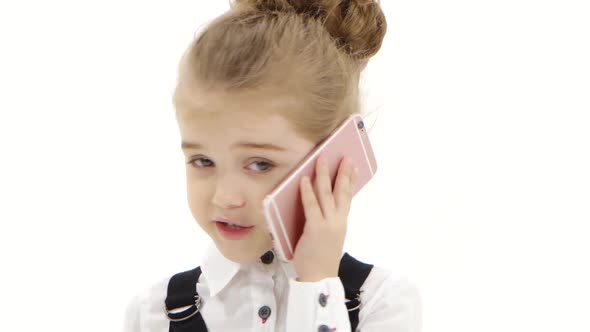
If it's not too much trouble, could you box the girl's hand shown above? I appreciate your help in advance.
[292,156,359,282]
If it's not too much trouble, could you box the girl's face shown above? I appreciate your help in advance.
[176,89,315,264]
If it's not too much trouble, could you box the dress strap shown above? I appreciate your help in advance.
[164,266,208,332]
[338,253,374,331]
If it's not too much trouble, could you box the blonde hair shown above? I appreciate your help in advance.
[173,0,387,143]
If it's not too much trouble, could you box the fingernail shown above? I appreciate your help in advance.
[354,167,359,176]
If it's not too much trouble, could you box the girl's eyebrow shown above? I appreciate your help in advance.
[181,141,287,152]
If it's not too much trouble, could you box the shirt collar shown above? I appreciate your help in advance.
[200,242,297,297]
[201,243,345,297]
[200,244,241,297]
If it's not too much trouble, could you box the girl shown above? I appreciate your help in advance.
[124,0,421,331]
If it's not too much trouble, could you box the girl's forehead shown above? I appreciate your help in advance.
[176,89,300,130]
[177,109,313,155]
[175,85,313,152]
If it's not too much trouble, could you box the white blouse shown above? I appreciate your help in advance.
[123,244,421,332]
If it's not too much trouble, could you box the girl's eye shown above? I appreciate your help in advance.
[247,161,273,172]
[186,158,274,173]
[187,158,214,168]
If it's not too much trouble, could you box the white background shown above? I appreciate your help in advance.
[1,1,589,331]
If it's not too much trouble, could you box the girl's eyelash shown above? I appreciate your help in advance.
[186,158,274,172]
[186,158,213,167]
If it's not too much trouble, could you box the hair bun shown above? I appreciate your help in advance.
[232,0,387,61]
[324,0,387,61]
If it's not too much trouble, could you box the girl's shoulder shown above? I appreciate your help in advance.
[364,264,417,289]
[345,253,420,303]
[363,264,421,299]
[123,275,171,332]
[359,264,422,329]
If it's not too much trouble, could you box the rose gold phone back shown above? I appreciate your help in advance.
[262,114,377,261]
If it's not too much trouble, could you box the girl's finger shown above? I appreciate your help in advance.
[300,175,324,223]
[333,157,355,214]
[314,157,336,218]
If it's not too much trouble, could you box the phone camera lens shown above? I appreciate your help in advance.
[358,121,365,130]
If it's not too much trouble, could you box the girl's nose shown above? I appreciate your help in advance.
[211,181,246,209]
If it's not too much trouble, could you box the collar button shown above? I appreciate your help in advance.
[260,250,274,264]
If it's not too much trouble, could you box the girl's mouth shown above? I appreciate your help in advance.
[220,222,248,229]
[215,221,255,240]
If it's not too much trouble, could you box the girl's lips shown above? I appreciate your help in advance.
[215,221,254,240]
[214,218,253,228]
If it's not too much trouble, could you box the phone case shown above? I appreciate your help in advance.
[262,114,377,261]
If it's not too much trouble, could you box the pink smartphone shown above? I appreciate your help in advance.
[262,114,377,261]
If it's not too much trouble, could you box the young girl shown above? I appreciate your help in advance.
[124,0,421,331]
